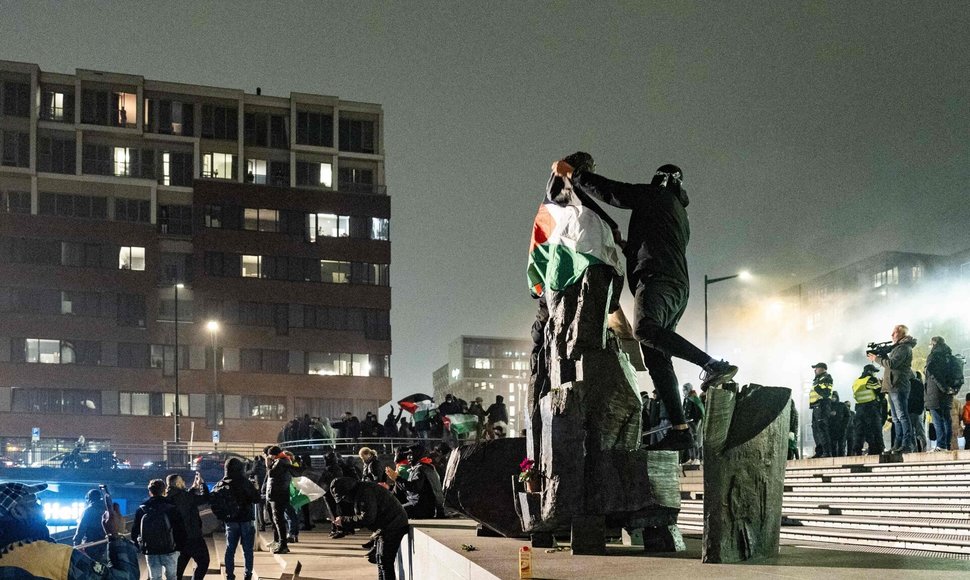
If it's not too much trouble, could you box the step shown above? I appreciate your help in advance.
[786,514,970,535]
[779,525,970,555]
[784,483,970,493]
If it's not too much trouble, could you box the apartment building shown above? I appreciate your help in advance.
[0,61,391,458]
[432,336,532,434]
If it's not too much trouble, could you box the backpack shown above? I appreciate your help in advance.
[942,354,966,396]
[139,503,176,554]
[209,480,242,521]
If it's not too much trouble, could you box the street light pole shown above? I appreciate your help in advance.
[174,283,184,442]
[703,271,751,352]
[206,320,220,427]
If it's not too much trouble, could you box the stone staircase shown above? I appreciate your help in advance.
[677,451,970,559]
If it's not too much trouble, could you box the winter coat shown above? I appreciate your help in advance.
[130,496,186,555]
[571,168,691,287]
[925,344,955,410]
[396,460,445,518]
[165,485,208,540]
[876,335,916,393]
[72,503,106,546]
[330,478,409,533]
[485,403,508,424]
[266,455,296,500]
[0,538,140,580]
[361,458,385,484]
[222,458,261,523]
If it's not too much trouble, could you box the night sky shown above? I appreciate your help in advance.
[4,2,969,402]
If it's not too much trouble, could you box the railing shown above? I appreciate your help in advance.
[336,182,387,195]
[279,436,445,457]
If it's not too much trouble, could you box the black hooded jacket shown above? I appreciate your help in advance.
[331,477,408,533]
[571,168,690,287]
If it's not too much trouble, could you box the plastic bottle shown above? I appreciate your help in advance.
[519,545,533,579]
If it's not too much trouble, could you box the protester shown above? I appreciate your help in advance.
[925,336,956,451]
[131,479,186,580]
[219,457,261,580]
[166,472,210,580]
[72,488,107,560]
[359,447,386,484]
[331,477,410,580]
[909,371,927,452]
[962,393,970,450]
[484,396,508,440]
[265,446,296,554]
[384,444,446,519]
[384,410,401,437]
[0,482,139,579]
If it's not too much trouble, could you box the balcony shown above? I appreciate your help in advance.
[337,181,386,195]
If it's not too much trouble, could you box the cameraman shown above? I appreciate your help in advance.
[868,324,917,453]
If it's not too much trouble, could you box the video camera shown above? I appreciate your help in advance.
[866,341,893,358]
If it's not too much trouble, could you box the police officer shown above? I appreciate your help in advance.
[810,362,834,458]
[851,364,885,455]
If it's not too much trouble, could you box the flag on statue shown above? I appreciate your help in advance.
[527,185,624,298]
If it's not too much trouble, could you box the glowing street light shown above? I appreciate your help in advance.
[207,320,223,428]
[704,270,752,352]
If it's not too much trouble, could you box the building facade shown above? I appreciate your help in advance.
[432,336,532,434]
[0,61,391,459]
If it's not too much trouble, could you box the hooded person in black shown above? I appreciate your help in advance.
[165,472,210,580]
[331,477,409,580]
[220,457,261,580]
[551,159,738,451]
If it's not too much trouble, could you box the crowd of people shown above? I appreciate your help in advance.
[0,439,457,580]
[808,326,968,458]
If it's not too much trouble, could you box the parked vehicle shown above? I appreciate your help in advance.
[191,451,248,480]
[30,450,126,469]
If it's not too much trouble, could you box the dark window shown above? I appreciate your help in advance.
[117,294,146,327]
[295,111,333,147]
[1,191,31,214]
[61,290,101,317]
[244,112,268,147]
[365,310,391,340]
[338,118,376,153]
[160,252,193,285]
[1,130,30,167]
[295,161,332,187]
[201,104,238,140]
[161,151,194,186]
[158,205,192,235]
[270,115,288,148]
[204,205,223,228]
[81,143,111,175]
[80,89,110,125]
[38,193,106,219]
[151,344,189,376]
[337,166,376,193]
[269,161,289,186]
[204,252,241,277]
[151,100,193,135]
[2,82,31,117]
[37,135,77,174]
[240,348,262,372]
[118,343,150,368]
[115,198,151,223]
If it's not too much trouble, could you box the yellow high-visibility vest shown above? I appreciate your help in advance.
[852,377,879,404]
[809,383,832,405]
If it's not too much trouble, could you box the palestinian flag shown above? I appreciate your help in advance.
[399,394,437,422]
[527,197,624,297]
[443,414,479,437]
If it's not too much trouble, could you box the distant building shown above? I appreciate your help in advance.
[0,61,391,460]
[432,336,532,433]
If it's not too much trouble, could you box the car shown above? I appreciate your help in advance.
[0,456,21,468]
[191,451,249,480]
[31,450,125,469]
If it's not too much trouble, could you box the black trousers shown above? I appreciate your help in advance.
[176,536,210,580]
[811,403,832,456]
[855,401,884,455]
[269,497,289,547]
[633,277,710,426]
[377,526,409,580]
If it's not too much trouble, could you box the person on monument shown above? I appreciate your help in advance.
[809,362,834,458]
[0,482,140,579]
[867,324,917,453]
[484,396,508,439]
[550,159,738,451]
[851,364,885,455]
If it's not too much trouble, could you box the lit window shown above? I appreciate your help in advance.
[371,218,389,241]
[242,255,261,278]
[308,213,349,241]
[320,163,333,187]
[247,159,267,184]
[474,358,493,369]
[25,339,61,363]
[114,92,137,127]
[118,246,146,271]
[202,152,234,179]
[113,147,132,176]
[320,260,350,283]
[46,92,65,121]
[162,152,171,186]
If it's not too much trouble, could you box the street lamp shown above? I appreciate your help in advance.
[704,270,751,352]
[173,283,184,443]
[206,320,221,427]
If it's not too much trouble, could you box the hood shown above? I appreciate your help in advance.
[674,184,689,207]
[225,457,246,478]
[896,335,917,347]
[330,477,358,502]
